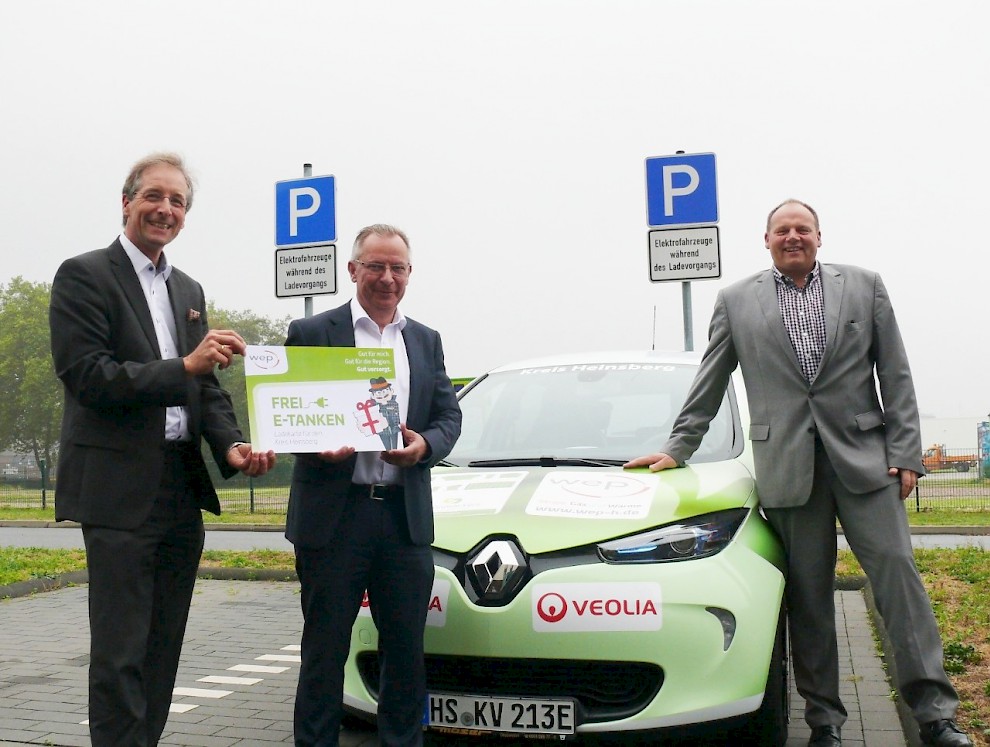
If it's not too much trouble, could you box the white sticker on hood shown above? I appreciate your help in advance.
[432,471,527,515]
[526,471,659,519]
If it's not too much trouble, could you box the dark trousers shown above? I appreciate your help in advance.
[764,440,959,728]
[293,493,434,747]
[82,446,205,747]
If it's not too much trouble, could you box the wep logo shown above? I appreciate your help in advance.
[249,350,281,370]
[548,473,654,499]
[532,583,662,632]
[244,345,289,375]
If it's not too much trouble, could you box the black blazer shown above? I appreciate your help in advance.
[284,302,461,548]
[50,240,242,529]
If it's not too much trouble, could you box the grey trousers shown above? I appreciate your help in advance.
[763,442,959,728]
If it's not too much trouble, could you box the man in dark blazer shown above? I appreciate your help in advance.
[626,200,970,747]
[285,224,461,747]
[49,152,275,747]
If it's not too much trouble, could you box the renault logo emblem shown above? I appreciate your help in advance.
[467,539,527,603]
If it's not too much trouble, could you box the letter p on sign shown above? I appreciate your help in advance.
[289,187,320,236]
[645,153,718,228]
[661,165,699,216]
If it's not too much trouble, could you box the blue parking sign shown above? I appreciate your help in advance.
[275,175,336,247]
[645,153,718,227]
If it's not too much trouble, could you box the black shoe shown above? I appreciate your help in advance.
[808,724,841,746]
[920,719,973,746]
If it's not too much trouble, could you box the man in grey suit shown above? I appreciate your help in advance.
[50,152,275,746]
[285,224,461,746]
[625,200,970,747]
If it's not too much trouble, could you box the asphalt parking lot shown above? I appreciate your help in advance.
[0,577,910,746]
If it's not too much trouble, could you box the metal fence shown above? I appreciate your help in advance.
[0,474,291,514]
[3,447,989,513]
[911,445,990,512]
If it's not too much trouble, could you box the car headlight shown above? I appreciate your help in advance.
[597,509,749,563]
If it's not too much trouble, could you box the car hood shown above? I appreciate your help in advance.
[430,461,756,554]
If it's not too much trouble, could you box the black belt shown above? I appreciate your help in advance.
[163,440,198,461]
[348,483,404,501]
[164,440,196,451]
[161,441,198,487]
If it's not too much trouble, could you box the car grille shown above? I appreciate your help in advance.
[356,653,663,722]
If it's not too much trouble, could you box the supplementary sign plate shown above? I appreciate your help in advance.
[648,225,720,282]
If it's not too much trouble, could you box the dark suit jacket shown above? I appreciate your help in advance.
[663,263,926,507]
[50,240,242,529]
[284,303,461,548]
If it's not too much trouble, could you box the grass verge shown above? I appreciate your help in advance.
[4,506,990,526]
[837,548,990,745]
[0,507,287,525]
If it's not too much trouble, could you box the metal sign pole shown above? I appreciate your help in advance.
[682,281,693,352]
[302,162,314,319]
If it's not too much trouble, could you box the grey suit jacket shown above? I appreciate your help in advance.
[284,303,461,548]
[663,263,925,507]
[50,240,242,529]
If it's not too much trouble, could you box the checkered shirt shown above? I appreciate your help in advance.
[773,263,826,383]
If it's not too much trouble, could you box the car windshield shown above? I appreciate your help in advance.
[446,361,741,467]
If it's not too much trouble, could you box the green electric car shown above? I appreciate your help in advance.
[344,351,788,744]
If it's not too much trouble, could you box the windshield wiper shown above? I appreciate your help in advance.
[467,457,628,468]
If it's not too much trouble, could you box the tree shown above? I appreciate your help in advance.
[204,303,295,487]
[207,302,292,441]
[0,277,61,477]
[0,281,294,494]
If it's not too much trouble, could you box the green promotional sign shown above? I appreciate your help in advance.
[244,346,398,453]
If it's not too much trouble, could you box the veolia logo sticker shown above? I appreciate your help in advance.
[359,579,451,628]
[532,582,662,632]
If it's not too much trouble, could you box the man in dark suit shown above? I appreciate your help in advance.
[49,152,276,746]
[285,224,461,747]
[625,200,970,747]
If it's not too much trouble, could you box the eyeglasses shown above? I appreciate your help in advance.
[137,190,188,211]
[354,260,411,277]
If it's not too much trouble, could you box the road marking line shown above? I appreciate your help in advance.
[198,675,263,685]
[256,653,302,662]
[173,687,233,698]
[230,663,290,673]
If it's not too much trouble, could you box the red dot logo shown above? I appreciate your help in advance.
[536,592,568,623]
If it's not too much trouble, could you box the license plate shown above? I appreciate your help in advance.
[426,693,576,735]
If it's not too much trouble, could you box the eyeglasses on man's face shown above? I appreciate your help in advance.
[354,260,411,277]
[136,190,188,211]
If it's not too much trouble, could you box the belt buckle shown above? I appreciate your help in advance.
[369,484,385,501]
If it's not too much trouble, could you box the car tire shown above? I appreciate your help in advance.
[733,610,789,746]
[955,463,970,472]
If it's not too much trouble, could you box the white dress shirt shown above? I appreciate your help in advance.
[349,297,410,486]
[120,235,191,441]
